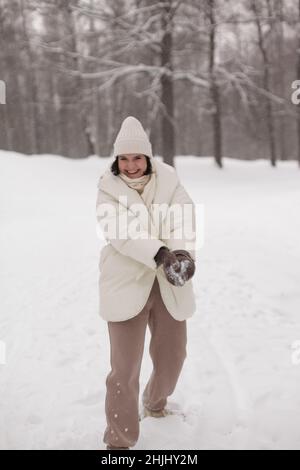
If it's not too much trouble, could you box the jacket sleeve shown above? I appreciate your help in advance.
[162,182,197,261]
[96,188,166,270]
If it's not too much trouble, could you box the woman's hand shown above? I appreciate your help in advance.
[154,247,181,270]
[154,247,183,286]
[154,247,195,286]
[171,249,196,282]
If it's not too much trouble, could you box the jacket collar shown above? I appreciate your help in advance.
[98,159,178,209]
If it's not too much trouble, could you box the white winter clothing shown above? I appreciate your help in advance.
[96,157,197,322]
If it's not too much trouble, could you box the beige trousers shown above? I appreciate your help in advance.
[103,276,187,448]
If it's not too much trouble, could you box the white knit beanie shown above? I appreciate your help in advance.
[113,116,153,159]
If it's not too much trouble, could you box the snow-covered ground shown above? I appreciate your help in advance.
[0,150,300,450]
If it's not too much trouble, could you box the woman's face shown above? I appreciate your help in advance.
[118,154,147,179]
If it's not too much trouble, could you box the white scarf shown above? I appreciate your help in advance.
[118,169,158,243]
[118,172,150,192]
[118,169,157,211]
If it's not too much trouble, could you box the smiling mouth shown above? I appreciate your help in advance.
[126,170,139,175]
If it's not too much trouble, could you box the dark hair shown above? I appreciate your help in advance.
[111,155,152,176]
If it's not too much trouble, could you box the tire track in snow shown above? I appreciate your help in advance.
[191,327,253,449]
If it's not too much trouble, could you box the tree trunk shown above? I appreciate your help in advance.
[275,0,286,161]
[20,0,39,154]
[298,0,300,167]
[207,0,223,168]
[160,1,175,167]
[252,0,277,166]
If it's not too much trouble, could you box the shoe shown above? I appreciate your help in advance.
[142,406,172,418]
[106,445,129,450]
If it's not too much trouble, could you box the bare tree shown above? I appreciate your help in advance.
[20,0,40,154]
[274,0,286,161]
[297,0,300,167]
[160,1,176,166]
[251,0,277,166]
[205,0,223,168]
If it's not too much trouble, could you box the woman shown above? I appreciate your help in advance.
[96,116,197,450]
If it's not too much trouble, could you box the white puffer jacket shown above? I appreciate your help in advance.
[96,159,197,322]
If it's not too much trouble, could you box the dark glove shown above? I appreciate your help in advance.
[154,247,182,286]
[171,249,196,282]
